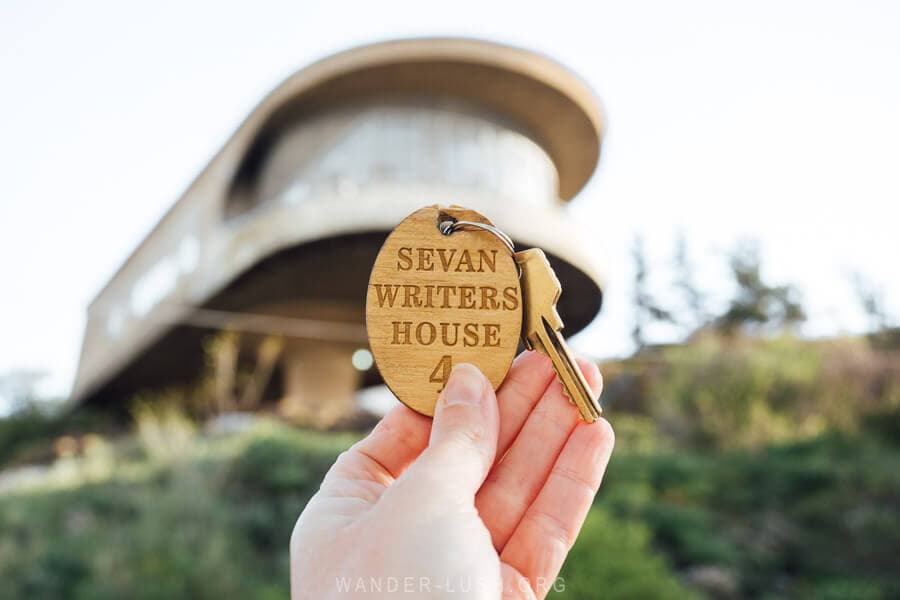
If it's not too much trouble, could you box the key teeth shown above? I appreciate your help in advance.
[551,364,577,405]
[551,361,602,421]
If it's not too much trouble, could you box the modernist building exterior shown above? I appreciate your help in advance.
[71,38,606,424]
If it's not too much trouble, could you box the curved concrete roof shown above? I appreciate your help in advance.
[233,37,604,200]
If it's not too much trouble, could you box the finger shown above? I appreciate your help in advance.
[501,563,538,600]
[477,359,602,550]
[495,351,556,458]
[329,404,431,485]
[397,363,499,502]
[500,417,615,596]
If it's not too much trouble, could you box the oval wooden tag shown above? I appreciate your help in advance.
[366,206,522,416]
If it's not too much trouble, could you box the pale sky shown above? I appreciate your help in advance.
[1,0,898,400]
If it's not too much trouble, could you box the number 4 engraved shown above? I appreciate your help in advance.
[429,355,452,390]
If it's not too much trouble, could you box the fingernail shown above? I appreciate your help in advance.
[440,363,485,407]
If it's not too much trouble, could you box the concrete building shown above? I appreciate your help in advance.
[72,38,606,425]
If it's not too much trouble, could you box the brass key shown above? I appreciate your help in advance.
[516,248,602,423]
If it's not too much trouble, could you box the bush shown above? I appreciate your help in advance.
[0,420,354,600]
[598,425,900,598]
[6,420,897,599]
[605,334,900,450]
[0,408,116,469]
[554,510,699,598]
[3,332,899,599]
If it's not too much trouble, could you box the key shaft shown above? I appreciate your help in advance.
[516,249,602,423]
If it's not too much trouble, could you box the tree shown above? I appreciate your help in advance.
[714,240,805,334]
[851,271,898,349]
[632,235,675,350]
[0,369,48,415]
[851,271,891,332]
[673,232,708,333]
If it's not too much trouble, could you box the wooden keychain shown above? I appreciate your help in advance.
[366,205,522,416]
[366,204,602,422]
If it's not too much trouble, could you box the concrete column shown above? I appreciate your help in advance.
[278,339,362,428]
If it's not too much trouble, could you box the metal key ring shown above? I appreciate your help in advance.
[438,218,516,255]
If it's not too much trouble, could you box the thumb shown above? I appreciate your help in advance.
[403,363,499,501]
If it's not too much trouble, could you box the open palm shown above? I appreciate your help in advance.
[291,351,614,599]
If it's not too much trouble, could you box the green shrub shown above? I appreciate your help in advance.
[0,421,355,600]
[605,334,900,451]
[597,428,900,598]
[2,346,899,600]
[554,509,699,599]
[0,408,116,469]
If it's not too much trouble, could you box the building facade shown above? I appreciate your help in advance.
[72,38,606,425]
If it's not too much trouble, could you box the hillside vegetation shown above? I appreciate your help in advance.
[1,334,898,599]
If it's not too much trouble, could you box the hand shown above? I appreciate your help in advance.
[290,351,614,599]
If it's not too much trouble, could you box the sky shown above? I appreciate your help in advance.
[1,0,898,401]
